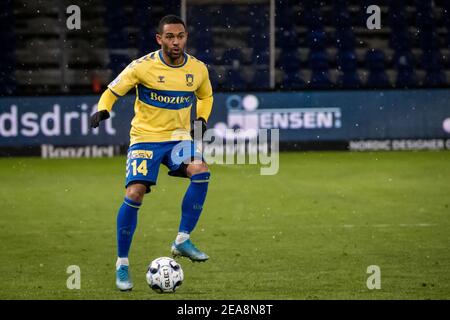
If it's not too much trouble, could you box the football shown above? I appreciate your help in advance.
[146,257,184,293]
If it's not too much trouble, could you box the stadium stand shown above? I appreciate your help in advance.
[2,0,449,95]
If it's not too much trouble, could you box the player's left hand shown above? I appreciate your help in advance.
[90,110,110,128]
[191,118,207,140]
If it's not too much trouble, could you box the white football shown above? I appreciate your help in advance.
[146,257,184,293]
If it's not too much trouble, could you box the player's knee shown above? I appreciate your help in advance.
[126,185,146,203]
[186,162,209,177]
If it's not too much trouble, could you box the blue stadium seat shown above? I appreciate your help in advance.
[227,69,247,91]
[396,66,417,88]
[307,29,327,51]
[367,71,390,88]
[309,51,329,70]
[282,71,305,90]
[310,71,333,88]
[420,30,440,51]
[191,30,214,52]
[365,49,386,70]
[337,51,360,88]
[195,50,214,65]
[339,71,361,88]
[0,0,15,95]
[248,5,268,28]
[217,5,240,28]
[388,0,406,10]
[278,50,301,71]
[304,9,324,29]
[309,51,332,88]
[394,50,416,88]
[250,33,269,53]
[208,68,221,88]
[276,4,300,29]
[107,30,129,49]
[421,50,443,71]
[389,6,407,29]
[365,49,390,87]
[109,54,130,75]
[252,69,270,90]
[277,29,299,50]
[337,51,358,71]
[425,70,447,86]
[222,48,243,65]
[389,28,411,51]
[333,7,352,29]
[335,28,355,50]
[254,50,269,65]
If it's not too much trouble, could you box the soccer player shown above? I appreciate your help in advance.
[90,15,213,291]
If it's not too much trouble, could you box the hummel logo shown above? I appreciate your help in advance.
[157,76,165,83]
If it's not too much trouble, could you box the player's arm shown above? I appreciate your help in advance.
[90,62,139,128]
[192,66,214,137]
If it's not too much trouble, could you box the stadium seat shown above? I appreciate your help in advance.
[109,54,130,75]
[335,28,356,50]
[310,70,333,88]
[389,28,411,51]
[254,50,270,65]
[226,69,247,91]
[218,5,240,28]
[396,66,417,88]
[421,50,443,71]
[252,69,270,90]
[304,9,324,29]
[309,51,329,70]
[425,70,448,86]
[337,51,360,88]
[276,4,300,29]
[337,51,358,71]
[365,49,387,70]
[307,29,327,51]
[394,49,413,65]
[277,29,299,50]
[365,49,389,87]
[333,7,352,29]
[394,50,417,88]
[0,0,15,94]
[192,32,214,52]
[208,68,221,88]
[420,30,440,52]
[282,71,305,90]
[338,71,361,88]
[278,50,301,71]
[248,4,268,28]
[222,48,243,66]
[195,50,214,65]
[309,50,332,88]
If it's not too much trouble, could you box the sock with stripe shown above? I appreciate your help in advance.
[178,172,210,237]
[117,197,141,258]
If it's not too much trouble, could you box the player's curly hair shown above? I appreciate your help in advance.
[157,15,186,34]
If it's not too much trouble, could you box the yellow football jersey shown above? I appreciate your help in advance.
[100,49,213,145]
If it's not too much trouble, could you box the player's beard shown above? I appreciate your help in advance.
[164,45,183,63]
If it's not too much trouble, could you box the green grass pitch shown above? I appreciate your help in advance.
[0,151,449,299]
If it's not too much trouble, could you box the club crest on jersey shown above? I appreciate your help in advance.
[186,74,194,87]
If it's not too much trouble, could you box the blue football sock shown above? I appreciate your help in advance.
[179,172,210,234]
[117,197,141,258]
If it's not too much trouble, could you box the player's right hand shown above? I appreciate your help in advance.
[90,110,110,128]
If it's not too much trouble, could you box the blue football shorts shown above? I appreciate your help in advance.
[125,140,204,193]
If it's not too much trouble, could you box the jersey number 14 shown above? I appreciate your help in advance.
[131,160,148,176]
